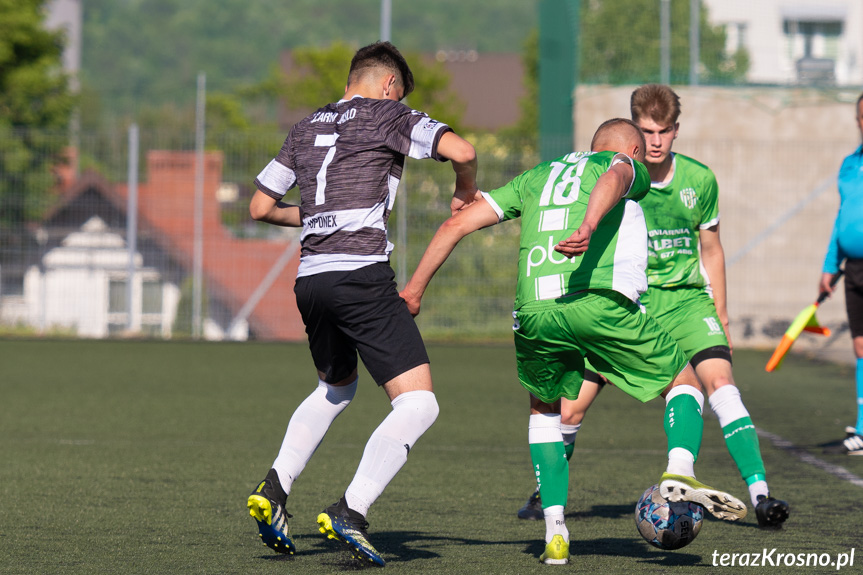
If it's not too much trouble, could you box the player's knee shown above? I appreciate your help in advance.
[418,392,440,428]
[666,365,703,395]
[705,378,734,396]
[322,377,358,406]
[560,408,586,426]
[393,389,439,431]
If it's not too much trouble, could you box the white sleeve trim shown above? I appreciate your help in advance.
[699,214,720,229]
[480,191,505,222]
[255,159,296,198]
[610,153,637,198]
[408,116,449,160]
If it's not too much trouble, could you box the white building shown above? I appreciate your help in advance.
[704,0,863,86]
[24,216,181,338]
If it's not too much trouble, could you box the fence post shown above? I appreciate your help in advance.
[126,123,139,331]
[193,72,206,339]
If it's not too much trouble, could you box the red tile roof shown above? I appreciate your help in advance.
[60,150,306,341]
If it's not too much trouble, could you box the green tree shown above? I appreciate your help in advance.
[578,0,748,85]
[504,2,748,145]
[0,0,75,223]
[255,42,466,133]
[80,0,538,119]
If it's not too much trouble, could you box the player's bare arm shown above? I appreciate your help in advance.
[400,197,498,316]
[554,162,634,258]
[699,224,732,348]
[249,189,302,227]
[436,131,480,214]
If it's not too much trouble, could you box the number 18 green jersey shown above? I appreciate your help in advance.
[483,151,651,309]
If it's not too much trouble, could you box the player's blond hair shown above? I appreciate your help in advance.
[630,84,681,126]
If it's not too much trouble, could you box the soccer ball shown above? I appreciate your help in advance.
[635,484,703,550]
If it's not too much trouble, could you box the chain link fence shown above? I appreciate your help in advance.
[0,114,856,353]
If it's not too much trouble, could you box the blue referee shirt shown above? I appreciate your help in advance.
[823,145,863,273]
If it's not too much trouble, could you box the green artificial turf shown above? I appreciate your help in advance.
[1,339,861,574]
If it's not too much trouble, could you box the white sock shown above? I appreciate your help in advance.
[344,390,439,517]
[749,480,769,507]
[708,385,750,428]
[665,447,695,478]
[529,413,562,443]
[665,384,705,411]
[561,423,580,451]
[543,505,568,543]
[272,378,357,494]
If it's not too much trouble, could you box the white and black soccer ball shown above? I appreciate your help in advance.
[635,484,703,550]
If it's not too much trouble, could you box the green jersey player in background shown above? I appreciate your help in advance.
[516,85,789,529]
[402,119,745,566]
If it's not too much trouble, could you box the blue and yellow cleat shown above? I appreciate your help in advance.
[247,469,295,555]
[539,534,569,565]
[659,472,747,521]
[316,496,385,567]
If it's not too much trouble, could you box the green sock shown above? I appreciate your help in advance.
[529,441,568,508]
[664,393,703,460]
[721,416,766,483]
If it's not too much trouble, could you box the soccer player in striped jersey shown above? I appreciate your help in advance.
[402,119,745,565]
[245,41,478,566]
[517,85,789,529]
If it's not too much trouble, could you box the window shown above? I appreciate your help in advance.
[783,20,842,60]
[724,22,747,55]
[142,280,162,315]
[141,279,163,336]
[108,279,127,313]
[784,15,843,85]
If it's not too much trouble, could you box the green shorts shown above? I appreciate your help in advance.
[640,286,729,360]
[513,290,689,404]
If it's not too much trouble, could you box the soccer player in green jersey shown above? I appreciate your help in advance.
[517,85,789,529]
[402,119,746,565]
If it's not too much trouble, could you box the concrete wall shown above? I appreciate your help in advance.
[575,85,861,362]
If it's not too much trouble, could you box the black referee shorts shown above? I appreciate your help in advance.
[294,262,430,385]
[845,258,863,338]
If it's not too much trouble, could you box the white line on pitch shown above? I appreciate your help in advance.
[757,429,863,488]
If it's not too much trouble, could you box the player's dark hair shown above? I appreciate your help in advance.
[630,84,681,125]
[857,91,863,108]
[348,41,415,98]
[591,118,646,154]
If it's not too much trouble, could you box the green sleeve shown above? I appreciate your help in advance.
[626,159,651,202]
[699,169,720,228]
[486,170,527,222]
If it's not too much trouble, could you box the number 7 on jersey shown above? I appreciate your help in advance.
[314,133,339,205]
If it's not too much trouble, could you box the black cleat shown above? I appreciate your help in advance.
[247,468,296,554]
[517,487,543,520]
[755,494,789,528]
[317,496,385,566]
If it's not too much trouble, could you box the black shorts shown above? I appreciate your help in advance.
[583,369,607,386]
[846,258,863,338]
[294,262,430,385]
